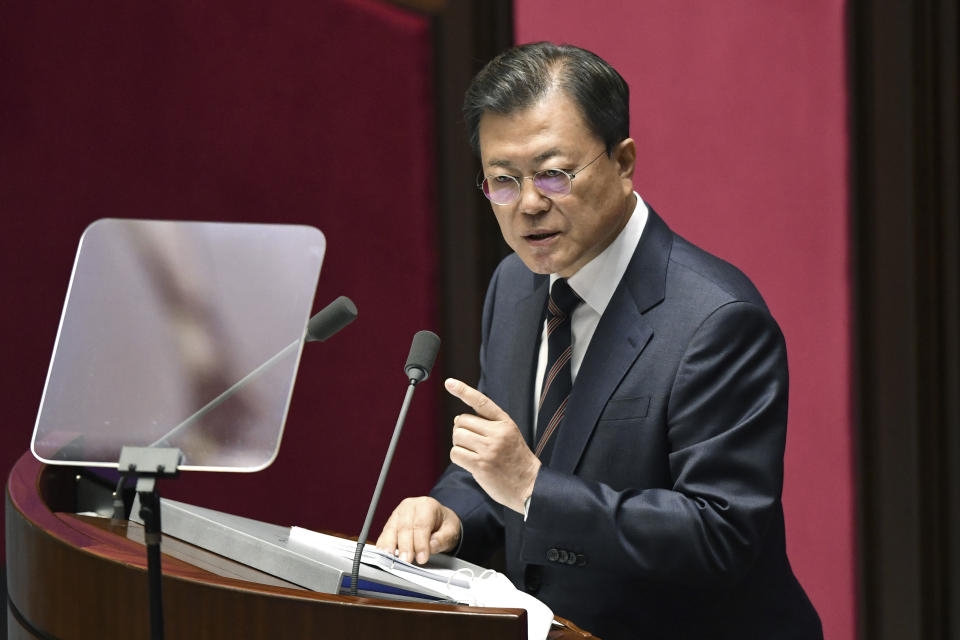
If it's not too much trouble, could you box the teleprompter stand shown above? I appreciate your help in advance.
[118,446,184,640]
[28,221,331,636]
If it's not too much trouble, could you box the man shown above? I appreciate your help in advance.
[376,42,822,639]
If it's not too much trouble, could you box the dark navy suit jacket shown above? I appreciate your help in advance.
[431,209,822,639]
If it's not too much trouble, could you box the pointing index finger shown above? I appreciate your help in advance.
[444,378,507,420]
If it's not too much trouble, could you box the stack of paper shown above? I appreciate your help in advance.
[287,527,553,640]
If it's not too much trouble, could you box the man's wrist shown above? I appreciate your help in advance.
[451,519,464,555]
[520,458,540,520]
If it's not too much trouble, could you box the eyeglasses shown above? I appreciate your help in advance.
[477,150,607,205]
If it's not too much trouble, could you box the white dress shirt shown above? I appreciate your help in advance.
[523,193,647,520]
[532,193,649,434]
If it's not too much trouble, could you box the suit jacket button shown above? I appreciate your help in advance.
[566,553,577,565]
[547,548,559,562]
[576,553,587,567]
[557,549,569,563]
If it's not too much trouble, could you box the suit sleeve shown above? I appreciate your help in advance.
[521,300,789,587]
[428,260,506,563]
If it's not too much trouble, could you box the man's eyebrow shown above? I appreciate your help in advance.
[532,149,562,164]
[486,149,564,170]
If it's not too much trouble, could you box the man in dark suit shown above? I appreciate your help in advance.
[376,42,822,639]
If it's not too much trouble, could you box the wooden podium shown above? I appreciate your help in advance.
[5,452,594,639]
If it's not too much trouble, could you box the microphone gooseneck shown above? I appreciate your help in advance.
[349,330,441,596]
[149,295,358,449]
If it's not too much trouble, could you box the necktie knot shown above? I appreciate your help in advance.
[548,278,581,319]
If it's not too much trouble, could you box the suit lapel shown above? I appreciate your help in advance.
[548,209,674,473]
[505,274,549,447]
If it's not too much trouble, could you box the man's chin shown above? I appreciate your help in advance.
[517,255,556,276]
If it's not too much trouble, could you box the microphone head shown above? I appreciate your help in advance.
[404,330,440,383]
[306,296,358,342]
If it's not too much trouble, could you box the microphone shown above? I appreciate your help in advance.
[307,296,358,342]
[404,330,441,382]
[149,296,358,449]
[349,330,440,596]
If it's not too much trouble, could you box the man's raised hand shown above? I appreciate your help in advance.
[446,378,541,514]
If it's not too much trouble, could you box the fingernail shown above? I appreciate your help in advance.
[417,552,427,564]
[401,551,412,563]
[445,378,457,390]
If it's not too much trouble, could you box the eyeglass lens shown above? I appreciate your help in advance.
[481,172,571,205]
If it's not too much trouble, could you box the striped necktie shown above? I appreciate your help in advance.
[535,278,582,460]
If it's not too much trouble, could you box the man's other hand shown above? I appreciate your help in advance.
[446,378,541,514]
[375,497,461,565]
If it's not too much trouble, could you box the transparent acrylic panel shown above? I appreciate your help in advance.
[32,219,325,472]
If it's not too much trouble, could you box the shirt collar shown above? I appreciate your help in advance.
[551,192,648,316]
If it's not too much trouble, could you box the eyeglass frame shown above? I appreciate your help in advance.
[476,149,608,205]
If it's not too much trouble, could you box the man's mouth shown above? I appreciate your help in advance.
[525,231,559,241]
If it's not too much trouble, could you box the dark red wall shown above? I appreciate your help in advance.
[515,2,854,639]
[0,0,440,553]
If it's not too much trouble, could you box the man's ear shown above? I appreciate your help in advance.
[614,138,637,181]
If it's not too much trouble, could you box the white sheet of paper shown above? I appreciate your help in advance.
[288,526,553,640]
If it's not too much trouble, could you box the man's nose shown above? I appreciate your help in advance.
[518,177,549,215]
